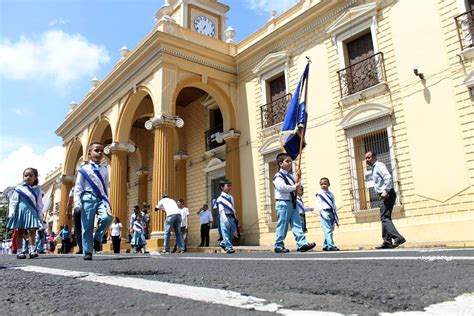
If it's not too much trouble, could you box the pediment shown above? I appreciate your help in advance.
[252,51,288,76]
[326,2,377,36]
[340,103,392,129]
[259,134,282,155]
[203,157,225,173]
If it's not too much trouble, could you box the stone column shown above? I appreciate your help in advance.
[145,114,183,236]
[136,170,149,207]
[58,175,75,228]
[223,130,243,224]
[174,154,188,203]
[108,142,134,237]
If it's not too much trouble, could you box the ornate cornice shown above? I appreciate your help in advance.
[237,0,358,71]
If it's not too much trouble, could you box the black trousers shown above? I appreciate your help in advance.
[380,189,404,244]
[73,211,82,252]
[111,236,121,253]
[200,223,210,246]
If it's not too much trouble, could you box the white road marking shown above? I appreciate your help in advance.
[8,266,474,316]
[173,256,474,262]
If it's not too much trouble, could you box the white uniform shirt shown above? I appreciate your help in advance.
[217,192,235,217]
[198,209,213,224]
[371,160,393,194]
[273,169,296,200]
[316,189,337,212]
[8,184,44,221]
[156,198,181,216]
[111,223,122,237]
[179,207,189,228]
[73,161,109,210]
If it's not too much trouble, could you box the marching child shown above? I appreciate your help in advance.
[216,179,237,254]
[296,185,314,234]
[73,142,112,260]
[131,213,146,253]
[315,177,340,251]
[273,153,316,253]
[7,167,44,259]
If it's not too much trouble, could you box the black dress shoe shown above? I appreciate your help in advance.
[226,248,235,254]
[331,247,340,251]
[84,253,93,260]
[29,251,39,259]
[298,242,316,252]
[274,247,290,253]
[393,238,406,248]
[322,247,330,251]
[16,253,26,259]
[375,243,394,249]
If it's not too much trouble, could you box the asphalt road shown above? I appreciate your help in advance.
[1,248,473,315]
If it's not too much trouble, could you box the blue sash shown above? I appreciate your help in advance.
[78,165,111,211]
[217,194,235,215]
[317,192,339,225]
[15,187,39,214]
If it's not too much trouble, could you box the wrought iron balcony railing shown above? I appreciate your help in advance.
[350,187,400,212]
[204,124,224,151]
[260,93,292,129]
[337,52,385,98]
[455,10,474,51]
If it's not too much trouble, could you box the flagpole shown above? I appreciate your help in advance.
[297,58,311,172]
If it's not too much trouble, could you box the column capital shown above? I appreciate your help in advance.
[145,113,184,130]
[222,129,241,141]
[104,142,136,154]
[136,170,149,176]
[60,175,75,184]
[174,153,189,161]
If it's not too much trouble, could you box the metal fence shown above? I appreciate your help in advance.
[260,93,292,129]
[455,9,474,51]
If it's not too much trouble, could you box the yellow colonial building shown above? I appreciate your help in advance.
[55,0,474,250]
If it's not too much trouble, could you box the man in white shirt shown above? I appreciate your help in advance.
[172,199,189,253]
[365,150,406,249]
[155,194,185,254]
[197,204,213,247]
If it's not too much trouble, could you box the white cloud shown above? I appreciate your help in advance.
[10,107,33,117]
[48,18,69,27]
[0,146,63,189]
[0,30,109,87]
[244,0,299,16]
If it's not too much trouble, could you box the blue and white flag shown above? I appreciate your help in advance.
[280,63,310,160]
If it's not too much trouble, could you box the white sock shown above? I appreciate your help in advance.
[29,245,35,254]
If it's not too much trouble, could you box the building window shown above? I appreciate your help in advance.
[252,51,290,130]
[263,154,280,223]
[455,0,474,50]
[261,73,291,129]
[346,118,399,212]
[205,108,223,151]
[326,3,386,99]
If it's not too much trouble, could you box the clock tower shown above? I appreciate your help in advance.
[155,0,229,41]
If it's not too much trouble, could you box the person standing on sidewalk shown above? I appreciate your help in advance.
[172,199,189,253]
[197,204,213,247]
[110,217,122,254]
[365,151,406,249]
[155,194,185,254]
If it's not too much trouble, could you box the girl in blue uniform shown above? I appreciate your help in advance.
[131,213,146,253]
[7,168,43,259]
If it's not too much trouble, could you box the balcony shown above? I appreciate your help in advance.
[204,124,224,151]
[455,10,474,58]
[260,93,292,129]
[337,52,386,99]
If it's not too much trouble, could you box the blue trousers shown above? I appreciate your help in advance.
[320,211,336,249]
[274,200,307,249]
[80,192,112,255]
[35,230,45,252]
[219,215,236,251]
[163,214,184,252]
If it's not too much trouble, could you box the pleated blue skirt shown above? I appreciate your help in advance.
[7,200,41,229]
[131,231,146,246]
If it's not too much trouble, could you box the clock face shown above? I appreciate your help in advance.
[193,15,216,37]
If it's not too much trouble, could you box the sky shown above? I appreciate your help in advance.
[0,0,299,189]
